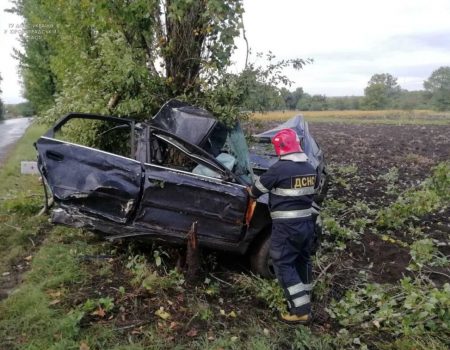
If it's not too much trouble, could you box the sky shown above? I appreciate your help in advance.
[0,0,23,104]
[1,0,450,103]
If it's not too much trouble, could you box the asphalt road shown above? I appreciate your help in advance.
[0,118,33,166]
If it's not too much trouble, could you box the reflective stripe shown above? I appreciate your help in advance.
[292,294,310,308]
[255,178,269,193]
[287,282,304,295]
[304,283,313,291]
[280,153,308,162]
[271,187,315,196]
[271,208,313,220]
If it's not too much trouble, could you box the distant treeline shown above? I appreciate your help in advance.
[296,90,430,111]
[2,84,444,121]
[2,71,448,120]
[3,102,35,119]
[243,70,450,112]
[0,74,35,120]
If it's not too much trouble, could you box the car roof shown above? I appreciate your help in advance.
[150,99,218,147]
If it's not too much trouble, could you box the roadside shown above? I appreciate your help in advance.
[0,122,47,300]
[0,117,33,166]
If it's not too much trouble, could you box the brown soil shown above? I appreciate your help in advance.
[248,122,450,287]
[311,123,449,249]
[290,122,450,331]
[59,254,277,346]
[348,233,411,283]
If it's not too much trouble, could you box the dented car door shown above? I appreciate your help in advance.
[35,114,143,224]
[134,131,249,243]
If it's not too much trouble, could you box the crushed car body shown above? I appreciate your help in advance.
[35,100,327,276]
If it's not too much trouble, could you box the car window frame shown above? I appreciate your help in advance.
[43,113,137,159]
[149,127,243,184]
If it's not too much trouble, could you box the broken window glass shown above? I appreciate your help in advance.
[150,133,227,180]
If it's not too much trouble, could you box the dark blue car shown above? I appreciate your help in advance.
[35,100,326,278]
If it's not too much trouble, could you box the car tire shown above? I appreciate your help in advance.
[250,234,276,279]
[315,170,329,204]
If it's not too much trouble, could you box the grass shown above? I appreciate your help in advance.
[0,122,48,273]
[0,226,89,349]
[251,109,450,125]
[0,122,93,348]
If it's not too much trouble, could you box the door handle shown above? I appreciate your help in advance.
[46,150,64,162]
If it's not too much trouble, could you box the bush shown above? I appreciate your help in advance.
[328,278,450,341]
[377,162,449,229]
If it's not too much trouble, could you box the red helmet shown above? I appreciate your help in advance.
[272,128,303,156]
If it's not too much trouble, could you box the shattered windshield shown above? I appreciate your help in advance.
[206,122,254,185]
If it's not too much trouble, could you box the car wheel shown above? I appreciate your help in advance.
[250,234,276,279]
[311,215,323,255]
[315,171,329,204]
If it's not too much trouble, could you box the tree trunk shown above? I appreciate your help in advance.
[185,221,202,283]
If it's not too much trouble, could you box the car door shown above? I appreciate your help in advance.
[35,113,143,224]
[134,131,249,243]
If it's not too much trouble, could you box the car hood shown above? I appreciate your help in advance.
[252,115,307,142]
[249,115,320,171]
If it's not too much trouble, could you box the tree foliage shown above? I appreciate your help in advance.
[15,0,442,124]
[239,76,284,113]
[4,102,35,118]
[7,1,56,114]
[327,96,361,110]
[11,0,310,133]
[230,53,310,113]
[392,90,429,110]
[363,73,401,110]
[423,66,450,111]
[9,0,245,123]
[296,94,329,111]
[242,85,433,113]
[281,87,304,110]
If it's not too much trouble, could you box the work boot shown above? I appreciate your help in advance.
[279,312,311,325]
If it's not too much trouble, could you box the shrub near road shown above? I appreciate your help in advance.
[0,114,449,349]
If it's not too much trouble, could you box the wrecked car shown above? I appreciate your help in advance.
[35,100,327,277]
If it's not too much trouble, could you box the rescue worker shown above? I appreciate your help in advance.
[249,128,317,324]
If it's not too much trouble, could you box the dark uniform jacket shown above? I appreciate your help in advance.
[250,153,317,221]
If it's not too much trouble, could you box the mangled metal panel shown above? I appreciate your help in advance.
[151,99,254,184]
[136,163,248,243]
[253,115,306,142]
[36,137,142,223]
[151,99,217,147]
[51,205,261,254]
[251,115,321,170]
